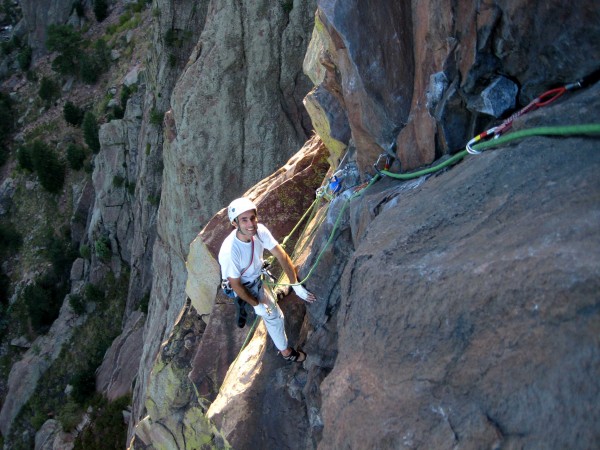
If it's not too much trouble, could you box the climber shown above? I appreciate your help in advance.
[218,197,317,362]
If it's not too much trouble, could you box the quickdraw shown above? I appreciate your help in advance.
[467,69,600,154]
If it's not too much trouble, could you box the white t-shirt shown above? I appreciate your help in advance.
[218,223,278,284]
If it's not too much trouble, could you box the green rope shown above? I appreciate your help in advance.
[280,197,320,250]
[470,123,600,151]
[380,123,600,180]
[265,174,381,288]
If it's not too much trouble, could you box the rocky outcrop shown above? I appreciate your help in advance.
[20,0,83,56]
[96,311,145,401]
[129,0,317,439]
[304,0,600,173]
[0,298,85,436]
[88,88,145,277]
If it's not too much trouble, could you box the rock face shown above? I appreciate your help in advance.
[129,0,317,440]
[316,85,600,448]
[129,0,599,448]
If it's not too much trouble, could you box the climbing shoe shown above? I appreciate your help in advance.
[235,297,247,328]
[280,348,307,363]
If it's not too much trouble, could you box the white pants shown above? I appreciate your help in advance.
[248,280,288,351]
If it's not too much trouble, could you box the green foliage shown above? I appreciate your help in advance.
[84,283,105,304]
[67,143,87,170]
[0,40,14,55]
[0,91,14,144]
[164,28,178,47]
[45,229,77,275]
[11,272,129,449]
[70,367,97,405]
[38,76,59,103]
[79,244,91,260]
[82,112,100,153]
[127,0,150,13]
[149,108,163,126]
[17,45,32,71]
[112,174,125,188]
[93,0,109,22]
[281,0,294,13]
[120,84,133,109]
[0,222,22,257]
[57,400,82,431]
[80,39,111,85]
[30,140,66,193]
[17,143,34,171]
[108,105,124,120]
[94,236,111,261]
[74,395,131,450]
[69,294,86,315]
[119,10,132,25]
[46,24,83,76]
[127,181,135,195]
[63,101,84,126]
[21,273,65,334]
[139,292,150,314]
[73,0,85,18]
[46,24,110,82]
[79,53,101,84]
[147,194,160,206]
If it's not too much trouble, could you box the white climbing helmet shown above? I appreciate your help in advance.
[227,197,257,223]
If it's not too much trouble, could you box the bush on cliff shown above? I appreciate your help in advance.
[83,112,101,153]
[74,395,131,450]
[17,44,32,71]
[67,144,87,170]
[21,274,65,334]
[46,25,82,77]
[0,222,22,257]
[64,101,84,126]
[30,140,65,193]
[80,39,111,84]
[38,76,60,104]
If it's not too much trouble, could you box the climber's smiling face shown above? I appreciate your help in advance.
[234,210,258,241]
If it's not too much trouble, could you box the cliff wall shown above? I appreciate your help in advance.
[128,0,318,442]
[1,0,598,448]
[130,0,600,448]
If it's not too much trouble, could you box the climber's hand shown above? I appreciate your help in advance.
[293,285,316,303]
